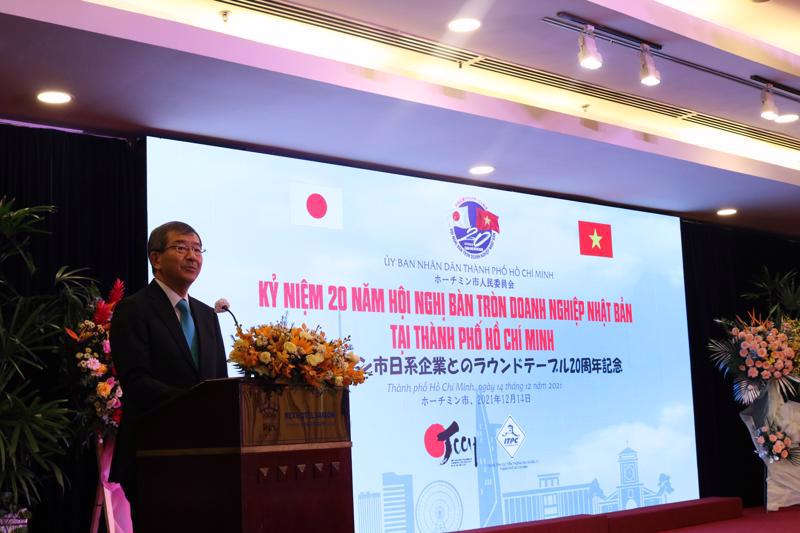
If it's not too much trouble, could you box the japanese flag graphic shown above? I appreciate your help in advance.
[290,182,343,229]
[451,206,471,229]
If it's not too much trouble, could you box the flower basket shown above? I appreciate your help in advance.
[224,314,367,391]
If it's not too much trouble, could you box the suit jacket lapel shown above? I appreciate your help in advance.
[190,297,213,378]
[146,281,199,378]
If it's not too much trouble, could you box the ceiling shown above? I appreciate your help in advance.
[2,0,800,237]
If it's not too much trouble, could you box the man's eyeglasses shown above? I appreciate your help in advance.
[164,244,206,256]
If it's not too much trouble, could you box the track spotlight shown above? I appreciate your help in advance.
[639,44,660,86]
[578,25,602,70]
[761,86,779,120]
[775,113,799,124]
[759,85,798,122]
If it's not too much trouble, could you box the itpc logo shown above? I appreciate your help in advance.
[496,415,525,458]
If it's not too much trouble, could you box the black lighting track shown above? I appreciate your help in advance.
[556,11,662,50]
[545,14,800,106]
[751,76,800,99]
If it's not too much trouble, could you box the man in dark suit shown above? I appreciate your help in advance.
[109,221,228,520]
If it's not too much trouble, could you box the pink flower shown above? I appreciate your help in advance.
[774,371,783,379]
[758,348,768,357]
[782,450,789,459]
[739,365,746,371]
[748,367,759,378]
[761,425,769,433]
[739,349,749,357]
[745,357,754,367]
[770,434,778,442]
[777,432,785,439]
[775,360,785,370]
[761,370,772,380]
[102,339,111,354]
[757,436,766,445]
[741,342,750,350]
[755,361,763,368]
[773,441,785,453]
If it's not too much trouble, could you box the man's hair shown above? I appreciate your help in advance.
[147,221,201,274]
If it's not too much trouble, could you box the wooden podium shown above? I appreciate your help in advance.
[136,378,354,533]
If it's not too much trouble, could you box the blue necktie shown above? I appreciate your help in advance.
[176,299,199,367]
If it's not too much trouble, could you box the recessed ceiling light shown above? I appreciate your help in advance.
[37,91,72,105]
[469,165,495,176]
[448,18,481,33]
[716,208,737,216]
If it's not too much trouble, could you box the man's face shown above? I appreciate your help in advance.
[150,230,203,292]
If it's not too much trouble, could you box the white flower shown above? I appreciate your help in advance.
[347,352,360,363]
[214,298,230,313]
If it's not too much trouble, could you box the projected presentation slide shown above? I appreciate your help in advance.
[148,137,698,532]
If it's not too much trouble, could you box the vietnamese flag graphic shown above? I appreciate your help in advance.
[578,220,613,257]
[290,182,343,229]
[475,207,500,233]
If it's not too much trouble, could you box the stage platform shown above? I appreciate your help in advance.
[663,505,800,532]
[460,497,800,533]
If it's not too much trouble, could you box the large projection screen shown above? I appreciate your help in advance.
[147,137,698,531]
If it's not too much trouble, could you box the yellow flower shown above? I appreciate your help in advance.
[259,352,272,364]
[96,381,112,398]
[306,353,324,366]
[284,341,297,354]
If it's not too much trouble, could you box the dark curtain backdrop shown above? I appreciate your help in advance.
[2,122,800,529]
[0,123,146,533]
[681,221,800,506]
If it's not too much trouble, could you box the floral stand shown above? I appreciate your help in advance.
[740,384,800,511]
[90,435,133,533]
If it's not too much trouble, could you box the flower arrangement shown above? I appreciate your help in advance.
[218,301,367,390]
[755,421,800,465]
[709,313,800,405]
[65,279,125,437]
